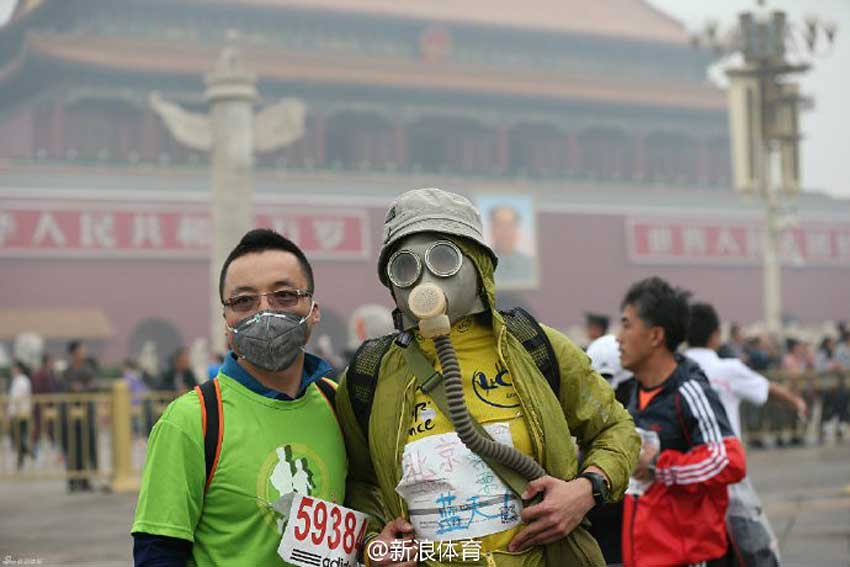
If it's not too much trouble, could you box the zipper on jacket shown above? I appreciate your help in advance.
[394,374,417,516]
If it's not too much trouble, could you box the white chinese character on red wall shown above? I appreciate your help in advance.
[271,218,301,245]
[835,232,850,260]
[716,228,741,256]
[80,213,116,248]
[32,212,66,247]
[0,212,16,245]
[313,219,344,251]
[647,226,673,255]
[682,227,707,256]
[804,231,832,259]
[177,215,211,248]
[131,214,164,248]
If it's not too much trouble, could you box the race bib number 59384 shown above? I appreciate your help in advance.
[278,494,369,567]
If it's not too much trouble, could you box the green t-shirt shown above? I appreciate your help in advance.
[132,373,347,567]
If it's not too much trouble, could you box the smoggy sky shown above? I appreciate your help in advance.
[648,0,850,199]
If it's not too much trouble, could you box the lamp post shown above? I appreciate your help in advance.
[693,2,836,333]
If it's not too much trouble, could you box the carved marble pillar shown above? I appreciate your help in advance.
[151,47,306,353]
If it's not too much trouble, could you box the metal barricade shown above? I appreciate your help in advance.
[1,371,846,487]
[0,384,177,490]
[741,370,849,445]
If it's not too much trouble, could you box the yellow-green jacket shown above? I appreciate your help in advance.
[336,239,640,566]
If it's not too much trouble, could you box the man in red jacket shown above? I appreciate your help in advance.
[617,277,746,567]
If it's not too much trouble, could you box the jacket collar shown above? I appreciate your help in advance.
[221,351,332,400]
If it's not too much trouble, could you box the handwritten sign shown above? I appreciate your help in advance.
[395,422,523,541]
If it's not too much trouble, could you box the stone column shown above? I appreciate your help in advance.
[151,47,306,355]
[205,51,258,355]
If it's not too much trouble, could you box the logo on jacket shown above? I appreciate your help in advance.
[471,364,520,409]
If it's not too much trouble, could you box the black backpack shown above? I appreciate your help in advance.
[345,307,561,440]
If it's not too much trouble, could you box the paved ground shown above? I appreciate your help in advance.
[750,443,850,567]
[1,443,848,566]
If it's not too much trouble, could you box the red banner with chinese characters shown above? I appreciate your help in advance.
[0,201,369,260]
[627,217,850,267]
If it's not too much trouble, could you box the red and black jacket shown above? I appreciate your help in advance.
[622,355,746,567]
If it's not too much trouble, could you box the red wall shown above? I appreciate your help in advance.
[527,212,849,330]
[2,208,848,363]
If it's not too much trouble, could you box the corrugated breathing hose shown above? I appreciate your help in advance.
[433,334,546,481]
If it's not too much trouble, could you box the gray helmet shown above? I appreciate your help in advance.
[378,188,497,287]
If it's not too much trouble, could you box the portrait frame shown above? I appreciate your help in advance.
[477,195,539,290]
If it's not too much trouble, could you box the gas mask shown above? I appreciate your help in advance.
[227,306,313,372]
[386,233,486,332]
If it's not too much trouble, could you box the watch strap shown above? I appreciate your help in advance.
[579,471,609,506]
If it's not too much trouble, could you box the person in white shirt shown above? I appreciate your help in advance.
[686,302,807,567]
[7,360,33,470]
[587,333,635,407]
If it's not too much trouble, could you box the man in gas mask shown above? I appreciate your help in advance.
[133,229,345,567]
[337,188,639,566]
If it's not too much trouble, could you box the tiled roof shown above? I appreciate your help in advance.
[217,0,690,44]
[22,32,724,110]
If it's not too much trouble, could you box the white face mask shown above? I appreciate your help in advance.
[228,306,313,372]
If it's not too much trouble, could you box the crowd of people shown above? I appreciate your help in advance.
[4,187,848,565]
[581,311,850,447]
[4,341,102,488]
[2,339,218,489]
[125,188,849,567]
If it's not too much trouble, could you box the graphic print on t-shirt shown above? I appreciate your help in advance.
[270,445,315,498]
[471,361,521,409]
[258,442,335,533]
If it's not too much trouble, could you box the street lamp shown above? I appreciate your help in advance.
[693,2,837,333]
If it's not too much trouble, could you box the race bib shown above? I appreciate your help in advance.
[395,422,523,541]
[278,494,369,567]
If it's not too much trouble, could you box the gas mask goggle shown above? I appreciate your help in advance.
[387,239,463,288]
[386,234,486,335]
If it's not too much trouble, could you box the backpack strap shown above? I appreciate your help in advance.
[345,334,396,440]
[500,307,561,398]
[195,379,223,491]
[344,308,561,442]
[315,377,337,410]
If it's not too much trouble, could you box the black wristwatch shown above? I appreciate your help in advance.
[579,471,610,507]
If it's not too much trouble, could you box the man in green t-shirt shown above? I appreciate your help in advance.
[132,229,347,566]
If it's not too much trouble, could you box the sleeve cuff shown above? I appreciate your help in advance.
[359,533,380,566]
